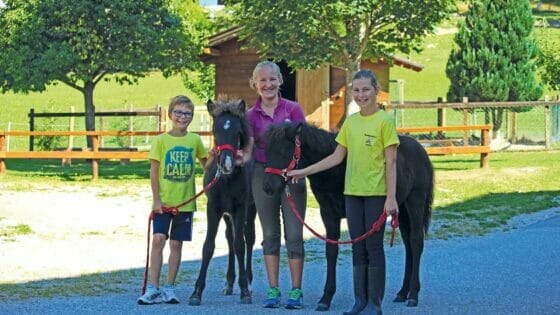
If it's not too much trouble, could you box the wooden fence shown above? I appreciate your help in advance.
[0,130,212,180]
[27,106,167,151]
[397,124,492,168]
[388,98,560,149]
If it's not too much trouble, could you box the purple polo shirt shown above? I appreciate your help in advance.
[247,96,306,163]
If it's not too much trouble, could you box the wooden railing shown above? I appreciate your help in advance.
[396,124,492,168]
[0,131,212,179]
[0,125,492,179]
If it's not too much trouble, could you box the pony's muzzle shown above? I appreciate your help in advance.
[220,154,235,174]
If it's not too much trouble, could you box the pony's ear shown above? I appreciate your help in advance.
[285,122,303,140]
[236,99,246,113]
[206,99,215,116]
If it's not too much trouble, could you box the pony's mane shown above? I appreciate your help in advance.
[300,123,337,155]
[210,100,249,148]
[266,122,337,156]
[210,100,246,118]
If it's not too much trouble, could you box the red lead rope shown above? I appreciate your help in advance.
[141,170,222,295]
[284,185,399,246]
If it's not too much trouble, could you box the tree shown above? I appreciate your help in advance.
[227,0,455,124]
[536,32,560,92]
[172,0,217,100]
[0,0,201,147]
[446,0,543,136]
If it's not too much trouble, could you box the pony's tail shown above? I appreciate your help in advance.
[423,161,435,235]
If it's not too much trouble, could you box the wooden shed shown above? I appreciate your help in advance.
[201,26,423,131]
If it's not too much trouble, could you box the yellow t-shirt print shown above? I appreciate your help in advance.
[164,146,194,182]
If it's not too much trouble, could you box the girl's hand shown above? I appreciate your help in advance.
[384,197,399,216]
[287,169,306,181]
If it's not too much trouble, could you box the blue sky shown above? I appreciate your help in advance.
[199,0,220,5]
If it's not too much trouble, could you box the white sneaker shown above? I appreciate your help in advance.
[162,285,180,304]
[137,285,163,305]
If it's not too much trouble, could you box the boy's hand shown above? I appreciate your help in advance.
[152,200,163,214]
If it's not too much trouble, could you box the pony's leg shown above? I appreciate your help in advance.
[394,206,412,303]
[400,195,426,307]
[189,203,221,306]
[223,214,235,295]
[232,205,252,304]
[244,201,257,285]
[315,206,342,311]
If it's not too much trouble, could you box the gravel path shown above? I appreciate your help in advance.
[1,186,559,314]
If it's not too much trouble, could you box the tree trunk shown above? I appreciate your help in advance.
[491,108,504,139]
[336,60,360,129]
[83,80,96,148]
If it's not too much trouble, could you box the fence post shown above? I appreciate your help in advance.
[481,127,490,168]
[128,104,134,148]
[0,134,6,174]
[544,95,551,150]
[398,79,405,128]
[6,122,11,152]
[29,108,35,151]
[92,134,99,180]
[437,97,446,138]
[159,105,166,132]
[462,97,469,145]
[63,106,75,166]
[99,114,105,147]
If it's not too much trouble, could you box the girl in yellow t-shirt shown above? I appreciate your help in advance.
[288,69,399,315]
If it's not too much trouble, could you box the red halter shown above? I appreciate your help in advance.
[264,135,301,180]
[212,143,240,158]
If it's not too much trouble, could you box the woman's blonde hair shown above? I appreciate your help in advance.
[249,61,283,90]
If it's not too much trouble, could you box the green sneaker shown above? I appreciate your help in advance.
[285,288,303,309]
[263,287,281,308]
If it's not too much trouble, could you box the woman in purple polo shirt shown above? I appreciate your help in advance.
[245,61,307,309]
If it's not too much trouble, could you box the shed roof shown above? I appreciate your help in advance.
[203,26,424,72]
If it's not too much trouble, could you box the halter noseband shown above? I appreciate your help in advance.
[264,135,301,181]
[212,143,239,158]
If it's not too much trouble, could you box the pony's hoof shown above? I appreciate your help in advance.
[315,303,330,311]
[240,289,252,304]
[188,297,201,306]
[393,295,406,303]
[223,286,233,295]
[406,299,418,307]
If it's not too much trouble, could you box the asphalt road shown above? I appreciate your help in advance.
[1,213,559,315]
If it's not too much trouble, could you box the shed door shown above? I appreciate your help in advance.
[296,66,330,130]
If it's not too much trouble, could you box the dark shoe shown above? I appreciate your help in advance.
[342,265,368,315]
[363,266,385,315]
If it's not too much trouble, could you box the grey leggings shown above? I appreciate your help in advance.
[345,195,386,268]
[252,163,307,259]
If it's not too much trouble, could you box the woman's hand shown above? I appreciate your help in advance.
[234,150,245,166]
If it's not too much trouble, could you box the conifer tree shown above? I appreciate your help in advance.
[446,0,542,135]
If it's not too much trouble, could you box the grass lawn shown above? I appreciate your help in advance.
[1,149,559,239]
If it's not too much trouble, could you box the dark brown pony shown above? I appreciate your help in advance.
[188,100,255,306]
[263,122,434,311]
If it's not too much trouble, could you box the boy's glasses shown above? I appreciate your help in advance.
[172,110,193,118]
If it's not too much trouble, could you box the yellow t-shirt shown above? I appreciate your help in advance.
[336,110,399,196]
[149,133,208,212]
